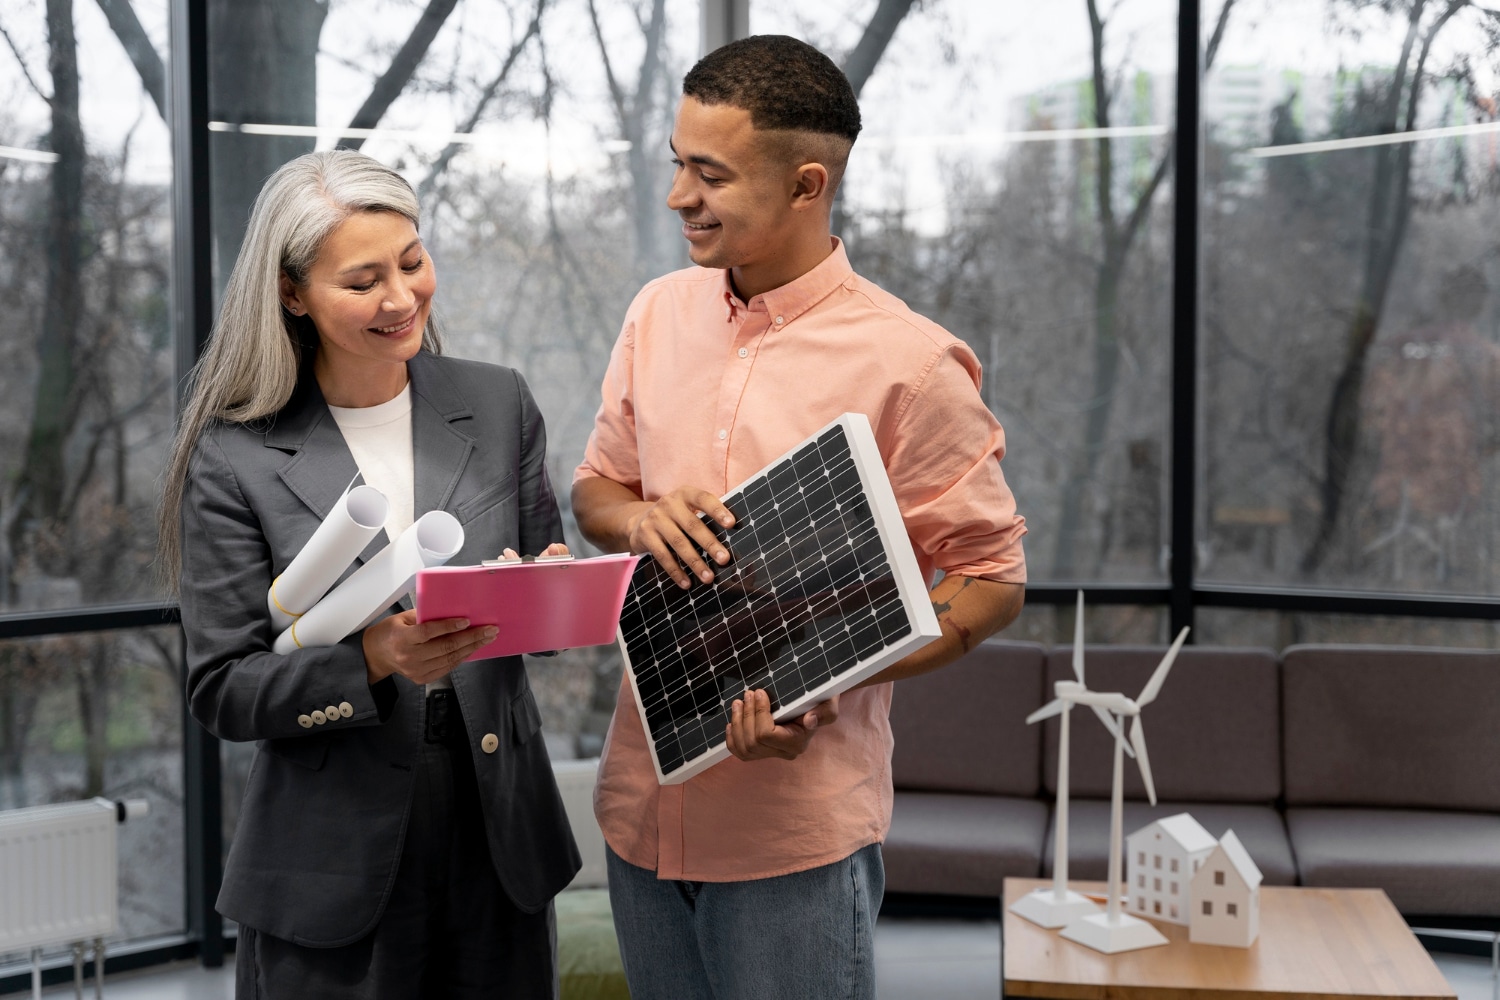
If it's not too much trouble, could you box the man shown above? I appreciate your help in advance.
[573,35,1026,999]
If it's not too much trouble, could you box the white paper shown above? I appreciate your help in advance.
[273,511,465,654]
[267,485,389,631]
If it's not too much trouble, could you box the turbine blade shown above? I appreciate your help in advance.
[1138,626,1190,707]
[1073,591,1085,684]
[1131,717,1157,806]
[1089,705,1135,758]
[1026,699,1067,725]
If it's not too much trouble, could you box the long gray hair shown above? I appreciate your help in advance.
[158,150,441,586]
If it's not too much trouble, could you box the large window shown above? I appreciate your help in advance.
[1201,0,1500,601]
[0,0,181,973]
[754,1,1180,589]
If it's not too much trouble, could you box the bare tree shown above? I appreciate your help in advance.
[1051,0,1236,576]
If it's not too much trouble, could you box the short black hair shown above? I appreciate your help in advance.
[683,35,861,142]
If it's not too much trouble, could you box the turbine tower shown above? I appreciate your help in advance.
[1059,626,1190,954]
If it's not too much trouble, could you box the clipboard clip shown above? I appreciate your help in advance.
[480,552,577,566]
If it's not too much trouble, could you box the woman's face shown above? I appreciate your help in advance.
[280,210,436,401]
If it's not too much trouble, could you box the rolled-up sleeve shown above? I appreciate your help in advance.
[574,314,642,493]
[886,343,1027,583]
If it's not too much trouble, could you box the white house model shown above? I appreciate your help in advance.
[1189,829,1264,947]
[1125,813,1217,925]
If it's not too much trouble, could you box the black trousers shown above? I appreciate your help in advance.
[235,691,558,999]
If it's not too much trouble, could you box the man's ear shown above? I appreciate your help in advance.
[789,162,831,212]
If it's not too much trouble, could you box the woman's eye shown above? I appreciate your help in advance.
[349,281,376,292]
[402,256,425,273]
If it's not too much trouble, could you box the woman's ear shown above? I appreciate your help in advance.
[278,272,305,316]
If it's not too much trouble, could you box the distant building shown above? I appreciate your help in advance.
[1189,829,1264,947]
[1125,813,1216,925]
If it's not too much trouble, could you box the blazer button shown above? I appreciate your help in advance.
[339,701,354,718]
[325,704,341,721]
[297,714,314,729]
[311,710,327,725]
[481,733,499,754]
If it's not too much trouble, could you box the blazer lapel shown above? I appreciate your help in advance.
[409,351,475,519]
[268,379,363,525]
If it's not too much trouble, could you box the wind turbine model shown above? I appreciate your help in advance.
[1009,592,1131,928]
[1058,625,1191,955]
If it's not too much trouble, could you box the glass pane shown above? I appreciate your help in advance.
[0,627,186,965]
[1200,0,1500,596]
[752,0,1179,583]
[0,0,174,612]
[1008,600,1167,647]
[1196,607,1500,650]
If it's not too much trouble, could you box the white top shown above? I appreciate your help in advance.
[1139,812,1218,855]
[328,385,450,691]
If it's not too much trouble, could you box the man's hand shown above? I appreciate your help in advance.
[361,611,497,686]
[725,690,839,761]
[625,486,736,588]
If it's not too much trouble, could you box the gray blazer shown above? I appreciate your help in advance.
[180,350,580,948]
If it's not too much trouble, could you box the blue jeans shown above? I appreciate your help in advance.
[606,842,884,1000]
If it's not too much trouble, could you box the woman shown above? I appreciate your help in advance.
[159,150,579,998]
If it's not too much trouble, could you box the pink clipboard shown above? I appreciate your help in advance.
[415,553,641,660]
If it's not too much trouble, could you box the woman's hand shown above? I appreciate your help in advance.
[361,611,497,686]
[498,543,571,559]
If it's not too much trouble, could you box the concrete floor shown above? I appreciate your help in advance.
[30,918,1497,1000]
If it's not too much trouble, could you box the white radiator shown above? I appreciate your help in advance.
[0,796,147,998]
[0,798,119,953]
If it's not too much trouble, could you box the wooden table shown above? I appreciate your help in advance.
[1003,878,1456,1000]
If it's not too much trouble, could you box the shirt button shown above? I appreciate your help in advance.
[297,714,314,729]
[774,315,784,325]
[481,733,500,754]
[737,347,748,358]
[325,704,341,721]
[718,429,727,440]
[311,710,327,726]
[339,702,354,718]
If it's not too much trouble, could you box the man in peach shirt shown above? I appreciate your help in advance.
[573,35,1026,999]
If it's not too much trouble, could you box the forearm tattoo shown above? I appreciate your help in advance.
[932,576,977,653]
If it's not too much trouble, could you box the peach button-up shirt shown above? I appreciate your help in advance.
[575,240,1026,881]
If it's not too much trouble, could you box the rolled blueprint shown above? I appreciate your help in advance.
[267,485,390,632]
[272,511,465,655]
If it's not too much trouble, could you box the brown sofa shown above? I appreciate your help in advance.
[882,639,1500,922]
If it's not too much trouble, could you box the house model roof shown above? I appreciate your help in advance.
[1142,812,1218,854]
[1213,829,1264,889]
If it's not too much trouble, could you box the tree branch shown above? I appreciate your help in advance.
[586,0,629,126]
[842,0,918,98]
[93,0,164,119]
[0,16,51,104]
[416,0,546,199]
[338,0,460,151]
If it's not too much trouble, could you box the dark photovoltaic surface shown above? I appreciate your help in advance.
[618,423,916,780]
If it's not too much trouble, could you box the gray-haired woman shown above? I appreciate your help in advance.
[160,150,578,998]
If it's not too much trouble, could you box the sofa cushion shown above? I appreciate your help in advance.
[883,791,1048,896]
[1044,800,1297,887]
[1285,807,1500,917]
[891,640,1046,796]
[1042,646,1281,803]
[1282,645,1500,811]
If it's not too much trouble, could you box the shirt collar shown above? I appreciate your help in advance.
[720,237,854,326]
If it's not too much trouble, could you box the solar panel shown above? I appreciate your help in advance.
[618,412,943,785]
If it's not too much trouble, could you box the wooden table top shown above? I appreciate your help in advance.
[1003,878,1456,1000]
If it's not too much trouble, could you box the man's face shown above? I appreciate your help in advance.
[667,96,799,275]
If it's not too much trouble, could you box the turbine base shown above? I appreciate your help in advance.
[1008,888,1101,929]
[1060,911,1169,954]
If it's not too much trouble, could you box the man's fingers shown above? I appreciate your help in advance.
[408,615,474,644]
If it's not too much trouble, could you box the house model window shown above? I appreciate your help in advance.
[1214,870,1225,885]
[1171,859,1179,873]
[1203,900,1212,916]
[1228,902,1238,917]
